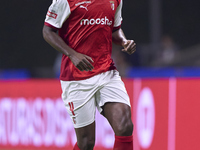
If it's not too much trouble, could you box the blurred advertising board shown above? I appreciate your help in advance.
[0,78,200,150]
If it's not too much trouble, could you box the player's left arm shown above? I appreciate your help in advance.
[112,28,136,55]
[112,0,136,55]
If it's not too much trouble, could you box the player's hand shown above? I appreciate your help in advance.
[69,52,94,71]
[122,40,136,55]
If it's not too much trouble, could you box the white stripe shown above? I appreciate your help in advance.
[133,78,141,150]
[168,78,177,150]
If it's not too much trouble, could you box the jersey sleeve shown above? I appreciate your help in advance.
[44,0,71,29]
[114,0,123,28]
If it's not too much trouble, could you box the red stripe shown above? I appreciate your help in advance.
[112,25,121,33]
[69,102,71,109]
[69,102,75,116]
[44,22,59,30]
[71,102,74,110]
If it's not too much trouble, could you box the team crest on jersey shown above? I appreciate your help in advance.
[110,1,115,10]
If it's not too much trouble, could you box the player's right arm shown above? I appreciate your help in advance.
[42,25,94,71]
[42,0,93,71]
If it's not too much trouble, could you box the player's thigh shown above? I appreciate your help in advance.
[60,80,97,128]
[66,95,97,129]
[95,70,133,135]
[96,70,131,113]
[102,102,133,136]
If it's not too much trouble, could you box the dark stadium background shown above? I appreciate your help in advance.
[0,0,200,78]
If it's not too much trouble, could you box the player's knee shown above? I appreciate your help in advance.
[78,138,95,150]
[126,120,134,135]
[116,118,133,136]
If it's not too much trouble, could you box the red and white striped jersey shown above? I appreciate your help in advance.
[44,0,123,81]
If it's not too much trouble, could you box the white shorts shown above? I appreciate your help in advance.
[60,70,131,128]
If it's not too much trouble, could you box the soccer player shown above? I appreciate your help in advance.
[42,0,136,149]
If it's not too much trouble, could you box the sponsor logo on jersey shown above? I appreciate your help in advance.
[47,10,58,19]
[110,1,115,10]
[75,1,91,11]
[80,16,112,26]
[79,5,89,11]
